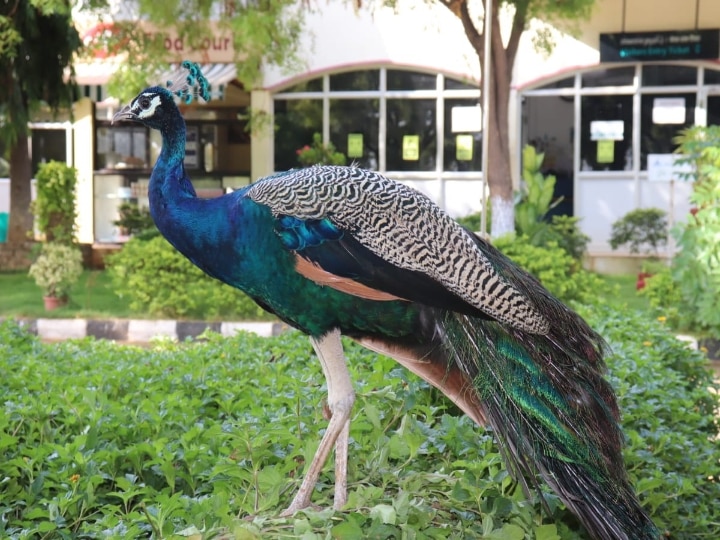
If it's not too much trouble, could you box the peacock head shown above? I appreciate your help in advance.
[112,61,211,131]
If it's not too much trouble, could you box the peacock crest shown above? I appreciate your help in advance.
[164,60,211,104]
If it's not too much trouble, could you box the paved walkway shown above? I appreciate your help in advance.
[3,317,285,344]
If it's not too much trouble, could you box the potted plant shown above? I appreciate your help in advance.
[608,207,668,289]
[296,133,347,167]
[28,242,83,310]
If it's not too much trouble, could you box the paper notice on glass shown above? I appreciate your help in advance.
[652,97,686,124]
[596,140,615,163]
[403,135,420,161]
[590,120,624,141]
[451,105,482,133]
[347,133,363,158]
[456,134,474,161]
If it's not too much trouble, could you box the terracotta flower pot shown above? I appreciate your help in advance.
[43,296,68,311]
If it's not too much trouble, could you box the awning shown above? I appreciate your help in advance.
[73,62,238,95]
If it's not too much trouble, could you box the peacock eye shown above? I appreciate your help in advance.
[138,96,151,110]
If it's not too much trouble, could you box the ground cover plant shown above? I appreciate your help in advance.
[1,307,718,539]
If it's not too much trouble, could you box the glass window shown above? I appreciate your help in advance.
[274,99,323,171]
[31,129,67,175]
[387,70,436,90]
[386,99,436,171]
[329,70,379,91]
[580,95,633,172]
[443,99,481,171]
[582,67,635,88]
[640,93,695,169]
[95,126,147,171]
[282,78,323,93]
[537,76,574,89]
[704,68,720,85]
[708,95,720,126]
[330,99,379,170]
[642,65,697,86]
[445,77,477,91]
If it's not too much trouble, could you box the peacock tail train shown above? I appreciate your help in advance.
[425,238,660,540]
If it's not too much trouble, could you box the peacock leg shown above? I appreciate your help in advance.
[280,328,354,516]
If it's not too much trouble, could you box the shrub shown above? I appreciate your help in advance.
[638,268,684,329]
[32,161,78,244]
[515,145,562,241]
[671,125,720,338]
[609,208,668,255]
[106,236,271,320]
[113,201,157,237]
[494,234,604,305]
[28,242,83,298]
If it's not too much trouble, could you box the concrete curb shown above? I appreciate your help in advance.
[2,317,284,343]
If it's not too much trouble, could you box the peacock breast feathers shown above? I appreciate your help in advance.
[248,165,549,335]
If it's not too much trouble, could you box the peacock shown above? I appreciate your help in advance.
[113,62,660,540]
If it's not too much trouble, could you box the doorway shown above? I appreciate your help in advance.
[521,95,575,217]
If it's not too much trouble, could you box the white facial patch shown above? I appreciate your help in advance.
[134,93,162,119]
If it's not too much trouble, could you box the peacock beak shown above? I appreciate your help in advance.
[112,105,136,124]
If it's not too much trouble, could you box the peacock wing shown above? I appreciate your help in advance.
[247,165,549,334]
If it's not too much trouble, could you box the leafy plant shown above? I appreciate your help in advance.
[113,201,157,237]
[547,215,590,260]
[31,161,78,244]
[608,208,668,255]
[106,235,271,319]
[672,125,720,338]
[28,242,83,298]
[296,132,346,167]
[638,268,684,330]
[515,145,563,241]
[1,307,718,538]
[494,234,603,305]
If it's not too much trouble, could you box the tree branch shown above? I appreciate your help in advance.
[505,0,529,72]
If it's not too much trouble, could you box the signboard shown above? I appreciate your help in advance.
[590,120,624,141]
[600,29,720,62]
[647,153,693,182]
[451,105,482,133]
[402,135,420,161]
[347,134,363,158]
[652,97,686,124]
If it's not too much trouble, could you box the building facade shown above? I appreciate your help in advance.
[9,0,720,261]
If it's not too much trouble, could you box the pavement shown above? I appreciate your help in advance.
[2,317,286,344]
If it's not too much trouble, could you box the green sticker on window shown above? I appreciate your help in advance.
[347,133,363,158]
[403,135,420,161]
[456,134,473,161]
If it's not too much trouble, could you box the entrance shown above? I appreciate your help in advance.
[521,95,574,217]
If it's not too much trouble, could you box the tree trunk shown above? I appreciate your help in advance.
[7,135,33,245]
[485,8,515,238]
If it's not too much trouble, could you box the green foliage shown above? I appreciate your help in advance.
[113,201,157,237]
[608,208,668,255]
[1,304,718,538]
[0,1,80,142]
[582,306,720,538]
[546,215,590,260]
[96,1,305,101]
[638,268,684,329]
[31,161,78,244]
[28,242,83,298]
[671,126,720,338]
[106,235,271,320]
[515,145,563,241]
[296,132,347,167]
[494,234,603,305]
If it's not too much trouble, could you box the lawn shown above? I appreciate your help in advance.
[0,270,133,319]
[0,269,652,320]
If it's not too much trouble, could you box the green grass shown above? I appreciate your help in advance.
[595,273,651,313]
[0,269,653,321]
[0,270,133,319]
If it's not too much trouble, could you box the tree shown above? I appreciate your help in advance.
[437,0,594,236]
[0,0,80,248]
[85,0,306,102]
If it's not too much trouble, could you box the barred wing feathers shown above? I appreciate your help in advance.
[248,165,549,335]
